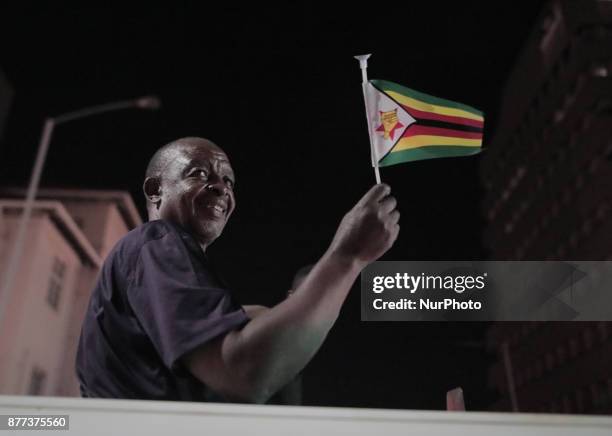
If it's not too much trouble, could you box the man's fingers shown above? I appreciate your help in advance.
[380,196,397,214]
[389,210,400,224]
[358,183,391,206]
[392,224,400,241]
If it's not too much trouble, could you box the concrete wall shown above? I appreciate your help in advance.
[1,395,611,436]
[60,201,130,259]
[0,192,137,399]
[55,265,99,397]
[50,202,129,396]
[0,213,81,396]
[100,204,129,259]
[59,203,111,256]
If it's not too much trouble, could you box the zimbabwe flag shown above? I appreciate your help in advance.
[364,79,484,167]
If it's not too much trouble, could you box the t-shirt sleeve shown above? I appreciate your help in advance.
[127,228,249,370]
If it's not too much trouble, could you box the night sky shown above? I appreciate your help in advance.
[1,3,546,409]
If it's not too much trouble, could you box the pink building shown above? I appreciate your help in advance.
[0,189,141,397]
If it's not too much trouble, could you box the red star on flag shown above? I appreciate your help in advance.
[376,109,404,141]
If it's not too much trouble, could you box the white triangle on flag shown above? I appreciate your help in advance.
[365,82,416,164]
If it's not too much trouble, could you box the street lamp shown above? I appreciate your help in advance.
[0,95,161,328]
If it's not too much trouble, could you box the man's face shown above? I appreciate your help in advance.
[157,140,236,245]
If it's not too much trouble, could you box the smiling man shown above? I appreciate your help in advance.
[76,137,400,403]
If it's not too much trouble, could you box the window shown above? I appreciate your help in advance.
[561,44,571,65]
[553,109,565,124]
[574,389,585,413]
[590,383,602,407]
[588,157,601,175]
[525,366,533,382]
[561,188,571,205]
[569,337,579,357]
[590,64,609,78]
[583,328,593,350]
[569,231,579,248]
[551,202,560,218]
[605,142,612,162]
[549,400,558,413]
[535,359,544,378]
[27,367,46,396]
[545,352,555,370]
[581,218,592,237]
[556,345,567,364]
[557,244,566,258]
[575,173,585,191]
[580,114,592,132]
[597,323,609,342]
[540,214,549,230]
[562,394,573,413]
[46,258,66,311]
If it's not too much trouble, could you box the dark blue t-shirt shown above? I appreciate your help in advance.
[76,220,249,402]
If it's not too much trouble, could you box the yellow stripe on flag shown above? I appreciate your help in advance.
[393,135,482,152]
[386,91,485,122]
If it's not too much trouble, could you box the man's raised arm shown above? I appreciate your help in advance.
[183,183,400,403]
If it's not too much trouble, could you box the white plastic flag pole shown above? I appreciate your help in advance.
[354,54,381,184]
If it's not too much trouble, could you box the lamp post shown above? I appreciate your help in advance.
[0,96,161,329]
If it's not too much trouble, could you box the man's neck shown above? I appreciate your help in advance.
[147,215,211,255]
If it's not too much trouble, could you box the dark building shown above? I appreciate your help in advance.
[487,322,612,413]
[481,0,612,414]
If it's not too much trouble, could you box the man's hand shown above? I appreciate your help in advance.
[328,184,399,265]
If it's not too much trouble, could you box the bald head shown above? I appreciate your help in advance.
[145,137,223,181]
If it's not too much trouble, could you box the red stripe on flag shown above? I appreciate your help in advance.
[402,125,483,140]
[401,104,484,129]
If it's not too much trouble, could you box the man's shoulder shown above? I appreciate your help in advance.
[110,220,186,260]
[119,219,171,246]
[101,220,192,282]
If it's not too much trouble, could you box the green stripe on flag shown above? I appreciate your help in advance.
[371,80,484,117]
[378,146,482,167]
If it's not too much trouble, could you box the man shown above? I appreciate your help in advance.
[76,137,399,403]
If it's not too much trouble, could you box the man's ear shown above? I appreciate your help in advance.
[143,177,162,209]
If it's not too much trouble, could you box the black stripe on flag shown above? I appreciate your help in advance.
[417,118,483,133]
